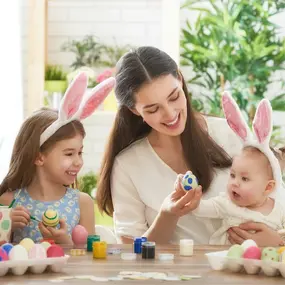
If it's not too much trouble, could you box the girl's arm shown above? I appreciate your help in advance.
[78,192,95,235]
[0,191,13,205]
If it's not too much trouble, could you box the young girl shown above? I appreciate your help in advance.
[175,92,285,245]
[0,73,115,244]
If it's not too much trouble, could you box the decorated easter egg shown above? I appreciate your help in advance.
[47,244,64,258]
[72,225,88,245]
[42,209,59,227]
[0,248,8,261]
[243,246,261,260]
[19,238,35,251]
[278,246,285,255]
[41,241,51,251]
[227,244,244,259]
[181,171,199,191]
[261,247,279,262]
[241,239,257,251]
[28,244,47,259]
[1,243,13,255]
[9,244,29,261]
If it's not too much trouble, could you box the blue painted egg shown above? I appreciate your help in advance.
[181,171,199,191]
[1,243,13,255]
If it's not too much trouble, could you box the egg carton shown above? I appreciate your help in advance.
[205,250,285,278]
[0,255,70,276]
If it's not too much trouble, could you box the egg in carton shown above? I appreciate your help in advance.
[0,240,69,276]
[205,239,285,278]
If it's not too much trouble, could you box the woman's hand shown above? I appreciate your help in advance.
[39,219,73,245]
[10,206,31,230]
[161,174,202,217]
[228,222,283,246]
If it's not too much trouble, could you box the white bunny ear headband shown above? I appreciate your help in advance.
[222,91,283,194]
[40,72,115,146]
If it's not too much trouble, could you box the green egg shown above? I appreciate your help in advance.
[227,244,244,259]
[261,247,279,262]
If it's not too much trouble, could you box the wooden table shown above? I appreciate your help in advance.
[2,245,285,284]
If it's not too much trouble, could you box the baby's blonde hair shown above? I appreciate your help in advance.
[242,146,274,179]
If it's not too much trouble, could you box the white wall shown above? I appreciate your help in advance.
[0,0,23,181]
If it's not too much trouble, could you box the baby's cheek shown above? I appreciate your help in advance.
[241,189,255,201]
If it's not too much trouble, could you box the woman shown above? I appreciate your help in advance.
[96,46,284,246]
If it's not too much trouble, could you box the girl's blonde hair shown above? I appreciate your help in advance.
[0,107,85,195]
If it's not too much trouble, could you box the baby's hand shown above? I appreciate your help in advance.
[10,206,31,230]
[39,219,72,245]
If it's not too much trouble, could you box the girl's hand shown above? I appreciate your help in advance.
[10,206,30,230]
[228,222,283,246]
[39,219,73,245]
[161,174,202,217]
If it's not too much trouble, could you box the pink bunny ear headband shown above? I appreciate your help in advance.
[40,72,115,146]
[222,91,283,195]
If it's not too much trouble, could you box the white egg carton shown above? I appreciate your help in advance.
[0,255,69,276]
[205,250,285,278]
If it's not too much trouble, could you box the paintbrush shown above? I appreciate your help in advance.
[8,189,22,208]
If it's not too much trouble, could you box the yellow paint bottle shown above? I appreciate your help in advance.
[93,241,107,259]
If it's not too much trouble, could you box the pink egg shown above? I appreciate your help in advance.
[47,244,65,258]
[72,225,88,245]
[28,244,47,259]
[243,246,261,260]
[0,248,8,261]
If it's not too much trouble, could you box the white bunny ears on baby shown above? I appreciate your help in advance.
[40,72,115,146]
[221,91,282,193]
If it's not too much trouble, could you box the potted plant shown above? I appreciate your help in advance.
[77,171,98,199]
[67,66,98,89]
[180,0,285,122]
[61,35,103,70]
[180,0,285,147]
[44,65,67,93]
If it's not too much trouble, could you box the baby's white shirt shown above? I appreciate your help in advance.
[193,192,285,245]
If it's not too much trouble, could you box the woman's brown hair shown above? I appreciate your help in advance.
[96,46,232,216]
[0,108,85,195]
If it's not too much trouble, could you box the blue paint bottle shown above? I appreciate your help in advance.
[133,237,143,254]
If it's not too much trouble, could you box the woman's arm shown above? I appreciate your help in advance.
[111,159,148,243]
[228,223,283,246]
[144,184,202,243]
[112,160,202,244]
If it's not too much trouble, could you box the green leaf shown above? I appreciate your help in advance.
[270,94,285,111]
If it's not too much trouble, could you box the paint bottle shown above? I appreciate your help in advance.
[133,237,143,254]
[142,241,155,259]
[93,241,107,259]
[180,239,193,256]
[87,235,100,252]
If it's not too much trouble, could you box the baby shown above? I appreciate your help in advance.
[178,146,285,245]
[177,92,285,245]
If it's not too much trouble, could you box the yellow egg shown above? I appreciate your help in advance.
[19,238,35,251]
[278,246,285,255]
[42,209,59,227]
